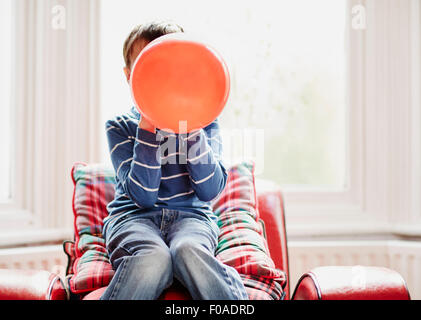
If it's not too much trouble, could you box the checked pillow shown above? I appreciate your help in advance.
[211,161,286,299]
[68,163,116,294]
[241,274,285,300]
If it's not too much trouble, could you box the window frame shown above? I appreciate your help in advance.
[0,0,101,246]
[0,0,13,206]
[0,0,37,232]
[284,0,421,238]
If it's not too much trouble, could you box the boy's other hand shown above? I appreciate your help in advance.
[139,117,156,133]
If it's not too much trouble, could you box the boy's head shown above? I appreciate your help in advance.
[123,21,184,81]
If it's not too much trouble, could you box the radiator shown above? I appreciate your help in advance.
[288,240,421,300]
[0,245,67,278]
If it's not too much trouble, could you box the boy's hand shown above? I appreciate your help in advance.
[139,117,156,133]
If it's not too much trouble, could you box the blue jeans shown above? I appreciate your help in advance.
[100,208,249,300]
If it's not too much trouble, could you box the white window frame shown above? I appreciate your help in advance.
[0,0,101,247]
[284,0,421,238]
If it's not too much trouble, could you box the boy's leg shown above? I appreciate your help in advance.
[166,212,249,300]
[101,213,173,300]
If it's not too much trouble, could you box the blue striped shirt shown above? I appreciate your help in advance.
[103,106,227,231]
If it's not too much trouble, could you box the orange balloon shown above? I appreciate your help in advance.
[130,33,230,134]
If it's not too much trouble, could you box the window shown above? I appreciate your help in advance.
[0,0,12,203]
[0,0,415,241]
[100,0,347,190]
[99,0,421,237]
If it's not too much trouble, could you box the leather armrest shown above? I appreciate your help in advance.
[291,266,410,300]
[0,269,67,300]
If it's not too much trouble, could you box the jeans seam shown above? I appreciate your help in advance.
[221,265,239,299]
[160,209,165,233]
[217,261,248,300]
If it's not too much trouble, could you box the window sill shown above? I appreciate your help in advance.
[286,221,392,239]
[0,228,74,249]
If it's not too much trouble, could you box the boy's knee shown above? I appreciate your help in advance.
[135,245,172,267]
[170,239,208,261]
[126,247,173,281]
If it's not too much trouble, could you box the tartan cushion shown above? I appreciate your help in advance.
[71,163,116,236]
[63,240,76,276]
[68,163,116,294]
[212,161,259,221]
[212,161,286,299]
[241,274,285,300]
[71,234,115,292]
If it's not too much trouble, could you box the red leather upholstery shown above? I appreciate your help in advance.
[292,266,411,300]
[83,287,107,300]
[158,279,191,300]
[0,269,67,300]
[256,183,290,299]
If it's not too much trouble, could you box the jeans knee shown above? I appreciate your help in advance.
[141,246,172,268]
[170,239,208,264]
[127,246,173,280]
[157,247,173,270]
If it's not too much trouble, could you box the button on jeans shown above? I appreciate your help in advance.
[100,208,249,300]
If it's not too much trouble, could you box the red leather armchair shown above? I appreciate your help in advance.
[0,183,410,300]
[0,269,67,300]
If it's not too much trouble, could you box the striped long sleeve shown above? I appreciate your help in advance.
[104,107,227,229]
[184,119,228,202]
[106,119,162,208]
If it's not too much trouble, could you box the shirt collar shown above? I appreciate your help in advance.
[130,106,141,119]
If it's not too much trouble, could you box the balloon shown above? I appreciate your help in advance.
[130,33,230,134]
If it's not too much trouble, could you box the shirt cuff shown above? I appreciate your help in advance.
[136,127,162,146]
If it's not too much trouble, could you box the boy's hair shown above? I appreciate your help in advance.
[123,21,184,68]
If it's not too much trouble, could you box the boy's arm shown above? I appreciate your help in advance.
[106,119,162,208]
[184,119,228,202]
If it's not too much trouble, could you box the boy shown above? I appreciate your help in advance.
[100,21,249,300]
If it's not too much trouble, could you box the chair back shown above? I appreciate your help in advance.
[256,180,290,299]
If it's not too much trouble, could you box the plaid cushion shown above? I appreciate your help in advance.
[212,161,259,221]
[62,240,76,276]
[240,274,285,300]
[70,234,115,292]
[68,163,116,294]
[71,163,116,237]
[212,161,286,299]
